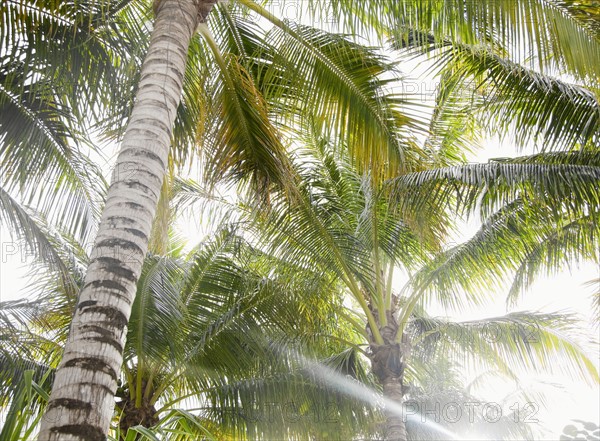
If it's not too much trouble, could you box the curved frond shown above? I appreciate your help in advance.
[410,311,599,382]
[126,255,188,367]
[425,43,600,151]
[408,198,599,309]
[307,0,600,82]
[391,160,600,220]
[1,0,149,114]
[198,22,295,198]
[0,185,86,285]
[0,56,106,243]
[508,212,600,304]
[239,0,428,180]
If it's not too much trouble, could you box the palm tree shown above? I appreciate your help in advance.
[239,133,599,440]
[1,1,596,439]
[2,214,595,440]
[30,1,427,437]
[32,1,214,437]
[114,229,375,440]
[1,225,377,440]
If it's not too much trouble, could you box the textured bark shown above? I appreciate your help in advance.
[369,304,409,441]
[371,341,409,441]
[38,1,215,440]
[116,385,159,438]
[381,378,408,441]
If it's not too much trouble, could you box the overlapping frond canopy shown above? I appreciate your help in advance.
[0,0,148,273]
[0,224,374,439]
[393,151,600,308]
[1,1,599,439]
[1,0,148,113]
[0,55,106,238]
[410,308,598,382]
[413,41,600,151]
[304,0,600,83]
[248,137,435,294]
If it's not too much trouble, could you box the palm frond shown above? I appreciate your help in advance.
[427,43,600,151]
[198,22,295,198]
[407,198,599,309]
[0,299,62,402]
[391,160,600,221]
[1,0,148,114]
[123,255,189,405]
[194,347,377,441]
[169,33,212,168]
[410,311,599,383]
[0,185,79,281]
[308,0,600,82]
[0,369,52,441]
[0,56,106,243]
[239,0,429,180]
[551,1,600,39]
[507,212,600,304]
[114,409,218,441]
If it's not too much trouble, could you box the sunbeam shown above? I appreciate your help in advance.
[288,347,459,440]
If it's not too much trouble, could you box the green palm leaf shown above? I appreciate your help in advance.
[200,23,294,195]
[410,310,599,382]
[310,0,600,82]
[421,42,600,151]
[391,160,600,220]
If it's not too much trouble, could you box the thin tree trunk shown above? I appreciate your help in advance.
[38,1,214,439]
[369,307,409,441]
[371,348,409,441]
[382,378,408,441]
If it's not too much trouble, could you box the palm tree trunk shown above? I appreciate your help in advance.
[38,1,215,440]
[381,377,408,441]
[371,342,409,441]
[369,308,409,441]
